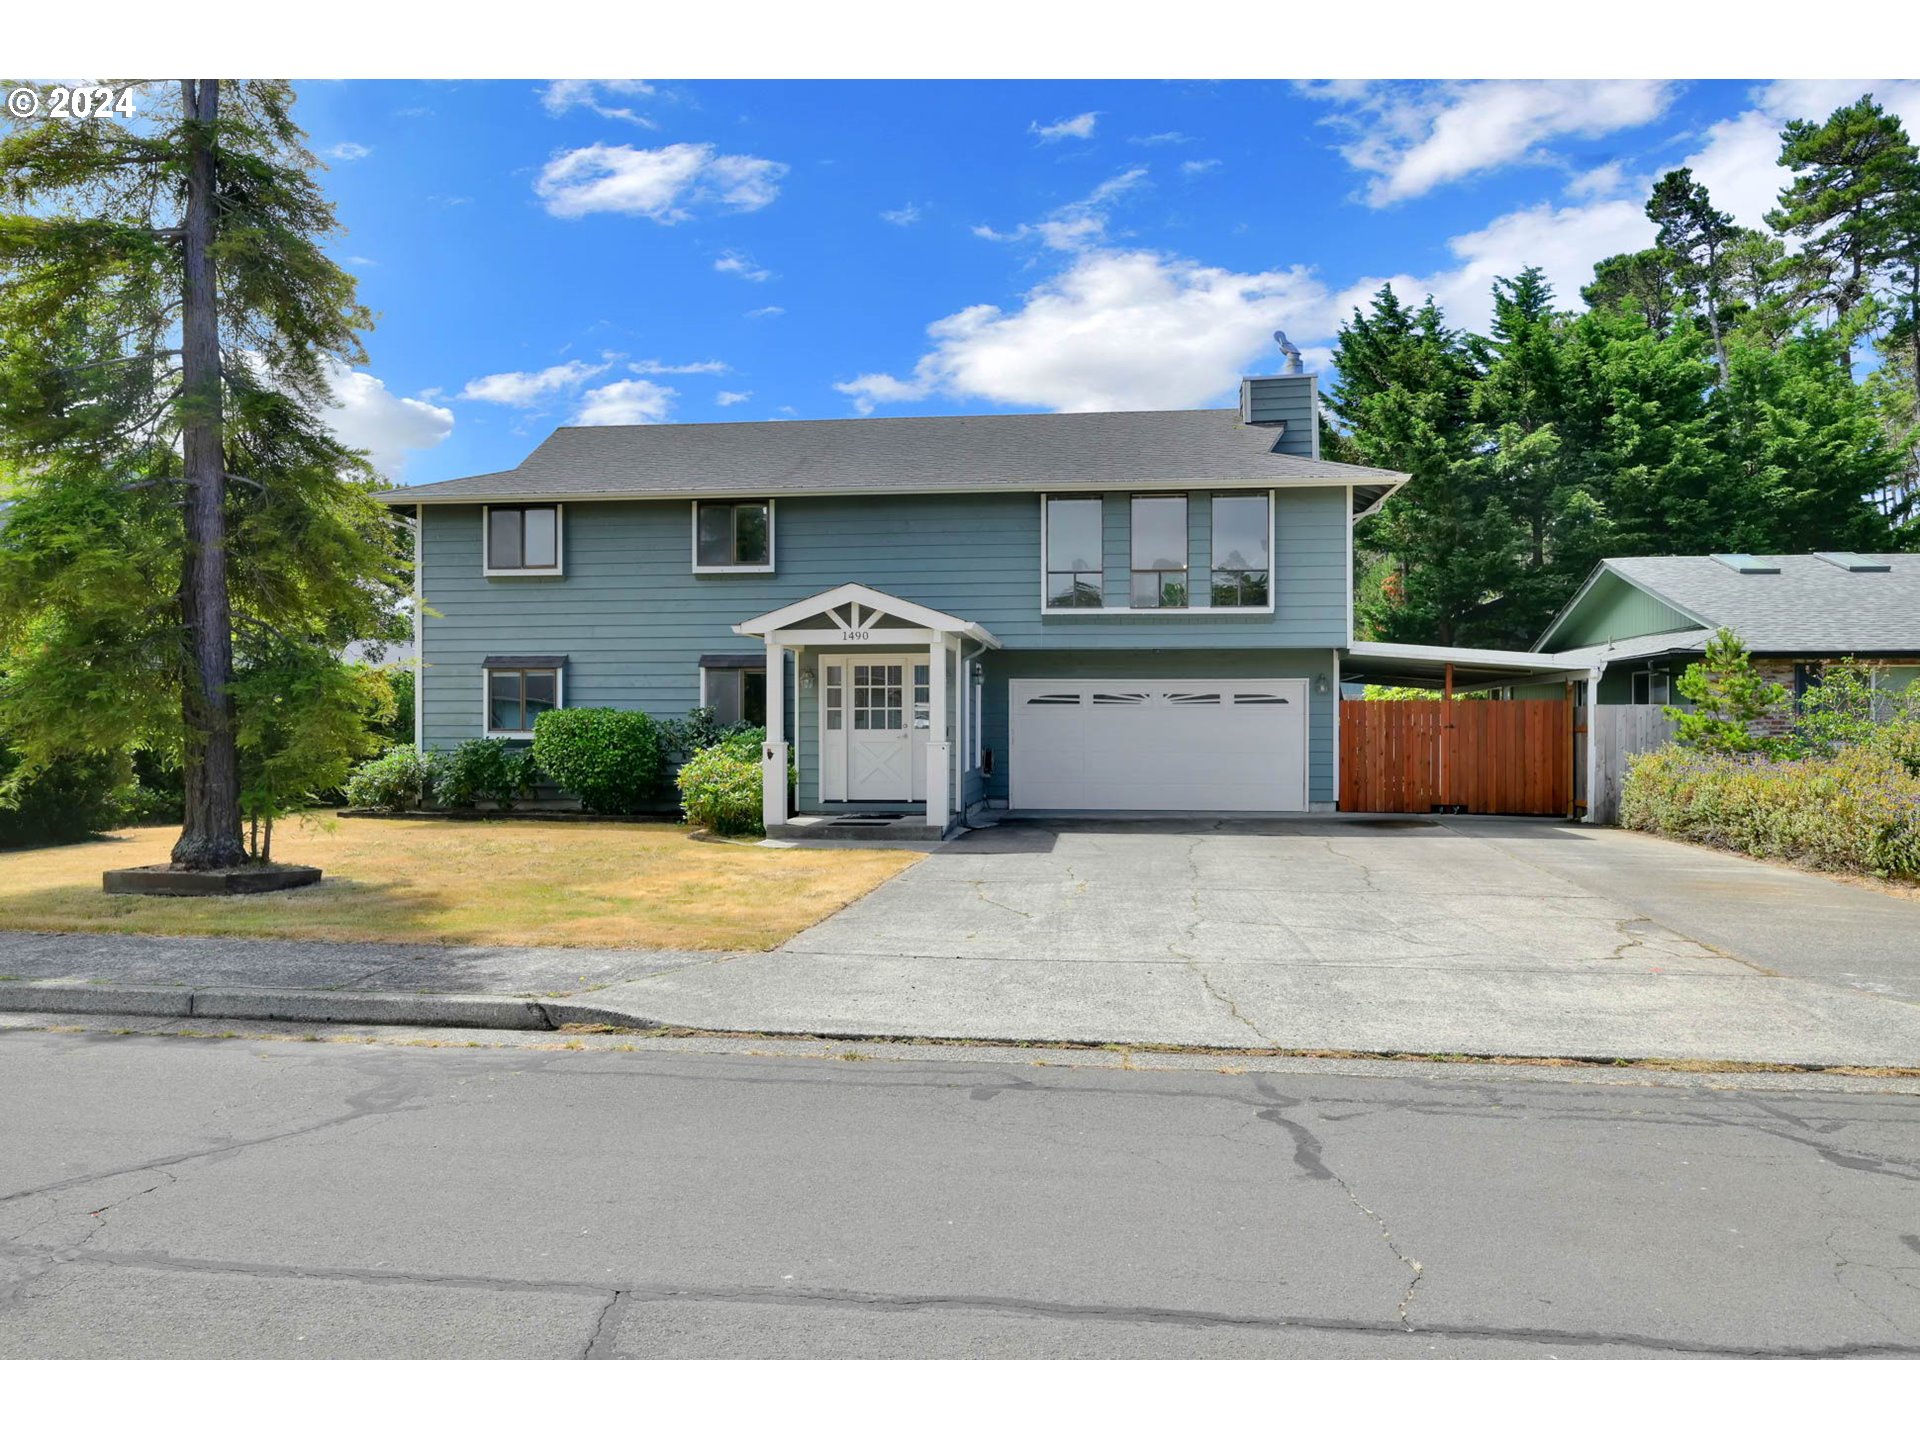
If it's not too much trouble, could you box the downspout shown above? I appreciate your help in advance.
[959,638,989,821]
[1584,664,1603,825]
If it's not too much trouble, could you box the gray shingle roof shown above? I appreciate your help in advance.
[377,408,1405,507]
[1604,554,1920,653]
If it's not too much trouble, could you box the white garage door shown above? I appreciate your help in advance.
[1009,678,1309,812]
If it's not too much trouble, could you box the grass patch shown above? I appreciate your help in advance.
[0,816,919,951]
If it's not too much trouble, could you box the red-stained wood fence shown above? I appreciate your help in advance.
[1338,698,1573,816]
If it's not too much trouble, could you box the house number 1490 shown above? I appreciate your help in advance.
[839,629,871,641]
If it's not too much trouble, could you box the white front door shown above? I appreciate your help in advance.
[1009,678,1309,811]
[840,655,928,802]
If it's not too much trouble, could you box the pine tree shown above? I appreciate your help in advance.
[1581,249,1680,337]
[1769,95,1918,370]
[0,81,404,869]
[1667,630,1792,756]
[1647,169,1740,383]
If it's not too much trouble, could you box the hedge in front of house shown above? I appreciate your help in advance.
[1621,745,1920,879]
[532,707,663,814]
[676,728,769,837]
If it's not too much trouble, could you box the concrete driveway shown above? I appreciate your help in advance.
[614,816,1920,1066]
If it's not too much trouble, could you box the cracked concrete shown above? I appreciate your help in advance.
[3,1030,1918,1357]
[5,816,1920,1066]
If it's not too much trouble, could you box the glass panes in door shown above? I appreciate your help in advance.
[852,664,904,731]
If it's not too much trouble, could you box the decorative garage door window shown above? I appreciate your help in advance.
[853,664,904,731]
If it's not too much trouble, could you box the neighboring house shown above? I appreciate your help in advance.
[377,371,1408,830]
[1531,553,1920,728]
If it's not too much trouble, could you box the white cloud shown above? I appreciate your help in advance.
[535,142,788,222]
[1180,158,1221,176]
[745,305,785,319]
[325,142,371,161]
[835,247,1334,415]
[1129,131,1192,146]
[1339,198,1655,333]
[880,202,923,226]
[539,79,658,127]
[322,361,454,480]
[1306,79,1678,206]
[1564,160,1630,200]
[630,359,729,375]
[574,378,677,426]
[974,168,1148,252]
[1681,80,1920,231]
[715,390,752,406]
[457,360,609,407]
[1031,111,1098,143]
[714,250,773,282]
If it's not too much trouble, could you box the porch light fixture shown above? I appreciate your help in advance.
[1313,673,1330,695]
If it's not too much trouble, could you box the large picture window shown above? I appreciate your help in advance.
[1210,493,1270,608]
[485,663,561,736]
[1130,495,1188,608]
[485,505,560,573]
[1044,496,1103,609]
[694,500,773,571]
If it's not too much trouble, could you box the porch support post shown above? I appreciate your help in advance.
[763,642,789,829]
[926,637,949,832]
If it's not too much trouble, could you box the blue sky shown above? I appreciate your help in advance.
[289,78,1920,488]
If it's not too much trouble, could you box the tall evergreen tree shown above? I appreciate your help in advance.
[0,80,404,869]
[1328,286,1528,646]
[1647,168,1740,383]
[1769,95,1917,370]
[1581,248,1680,337]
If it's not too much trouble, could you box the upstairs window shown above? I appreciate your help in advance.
[485,505,561,574]
[694,500,773,571]
[1210,493,1270,608]
[1130,495,1188,608]
[1045,496,1104,609]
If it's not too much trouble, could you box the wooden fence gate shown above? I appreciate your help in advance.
[1338,698,1573,816]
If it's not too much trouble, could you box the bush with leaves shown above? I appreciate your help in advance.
[1622,745,1920,879]
[1665,629,1792,756]
[531,708,664,813]
[342,743,441,812]
[436,738,541,810]
[676,728,776,837]
[0,745,134,848]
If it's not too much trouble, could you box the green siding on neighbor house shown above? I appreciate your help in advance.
[420,487,1351,806]
[1546,572,1700,649]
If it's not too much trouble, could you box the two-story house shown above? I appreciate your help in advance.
[380,370,1407,833]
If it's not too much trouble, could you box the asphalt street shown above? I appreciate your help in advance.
[3,1025,1918,1358]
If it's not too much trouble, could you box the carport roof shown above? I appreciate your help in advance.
[1343,631,1717,690]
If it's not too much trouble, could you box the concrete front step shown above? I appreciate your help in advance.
[767,813,951,843]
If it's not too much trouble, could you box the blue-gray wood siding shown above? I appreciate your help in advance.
[1239,375,1316,458]
[420,487,1351,805]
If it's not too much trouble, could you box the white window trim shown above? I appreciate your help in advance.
[691,498,777,574]
[482,663,564,739]
[482,503,565,578]
[1038,490,1277,617]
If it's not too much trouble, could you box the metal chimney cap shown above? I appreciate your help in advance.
[1272,330,1304,375]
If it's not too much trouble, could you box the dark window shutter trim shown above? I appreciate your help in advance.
[483,655,567,669]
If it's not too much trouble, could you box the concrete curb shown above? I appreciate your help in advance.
[0,980,661,1033]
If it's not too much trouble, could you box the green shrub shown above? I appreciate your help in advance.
[0,746,133,848]
[1666,628,1792,756]
[343,743,441,812]
[532,707,663,813]
[676,728,771,837]
[437,738,540,810]
[1621,745,1920,879]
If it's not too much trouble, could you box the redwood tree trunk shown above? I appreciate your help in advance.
[170,79,246,870]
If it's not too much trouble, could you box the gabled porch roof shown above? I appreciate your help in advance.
[732,583,1002,649]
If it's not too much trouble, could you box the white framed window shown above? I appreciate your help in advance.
[692,499,775,573]
[1040,490,1275,616]
[699,662,767,728]
[1130,495,1189,608]
[1631,670,1670,705]
[483,659,563,737]
[483,504,562,576]
[1042,495,1104,610]
[1209,493,1271,609]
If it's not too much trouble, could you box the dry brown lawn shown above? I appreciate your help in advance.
[0,817,919,951]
